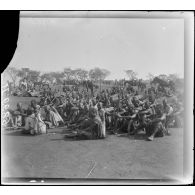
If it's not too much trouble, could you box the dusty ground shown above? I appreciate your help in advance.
[2,127,183,182]
[2,96,183,184]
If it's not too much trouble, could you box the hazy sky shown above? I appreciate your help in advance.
[9,17,184,80]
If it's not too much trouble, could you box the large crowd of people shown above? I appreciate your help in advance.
[5,79,184,141]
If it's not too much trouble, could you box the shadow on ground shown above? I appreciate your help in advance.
[116,132,148,141]
[3,130,32,137]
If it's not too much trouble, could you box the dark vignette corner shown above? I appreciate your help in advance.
[0,11,19,73]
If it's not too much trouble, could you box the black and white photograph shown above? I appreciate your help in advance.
[1,11,194,185]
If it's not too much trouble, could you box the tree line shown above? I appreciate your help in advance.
[3,66,182,89]
[3,67,112,87]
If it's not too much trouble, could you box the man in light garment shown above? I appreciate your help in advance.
[96,102,106,138]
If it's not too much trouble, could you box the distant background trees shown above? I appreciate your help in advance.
[3,67,19,87]
[124,69,138,80]
[89,68,110,81]
[3,66,110,87]
[3,66,182,93]
[89,68,110,90]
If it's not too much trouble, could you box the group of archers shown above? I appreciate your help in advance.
[6,81,184,141]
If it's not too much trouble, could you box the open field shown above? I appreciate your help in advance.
[2,128,183,181]
[2,96,183,183]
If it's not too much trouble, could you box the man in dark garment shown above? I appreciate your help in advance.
[112,101,126,134]
[65,99,74,121]
[113,101,134,134]
[67,107,104,140]
[26,99,37,114]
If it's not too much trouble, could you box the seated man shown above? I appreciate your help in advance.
[8,102,27,129]
[67,107,105,140]
[28,99,38,113]
[23,105,47,135]
[43,105,64,128]
[68,101,81,124]
[70,101,89,125]
[65,99,74,121]
[131,96,145,108]
[128,101,154,136]
[146,104,168,141]
[112,102,127,134]
[162,99,174,128]
[114,103,134,134]
[104,106,115,130]
[23,107,36,134]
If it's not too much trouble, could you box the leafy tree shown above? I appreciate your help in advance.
[3,66,19,87]
[89,68,101,81]
[89,67,110,90]
[89,68,110,81]
[74,68,89,81]
[125,70,138,80]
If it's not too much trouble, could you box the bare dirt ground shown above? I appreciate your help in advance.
[2,96,183,183]
[2,127,183,181]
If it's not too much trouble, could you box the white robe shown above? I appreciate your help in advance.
[98,109,106,138]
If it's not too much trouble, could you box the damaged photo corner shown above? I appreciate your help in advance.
[1,11,194,185]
